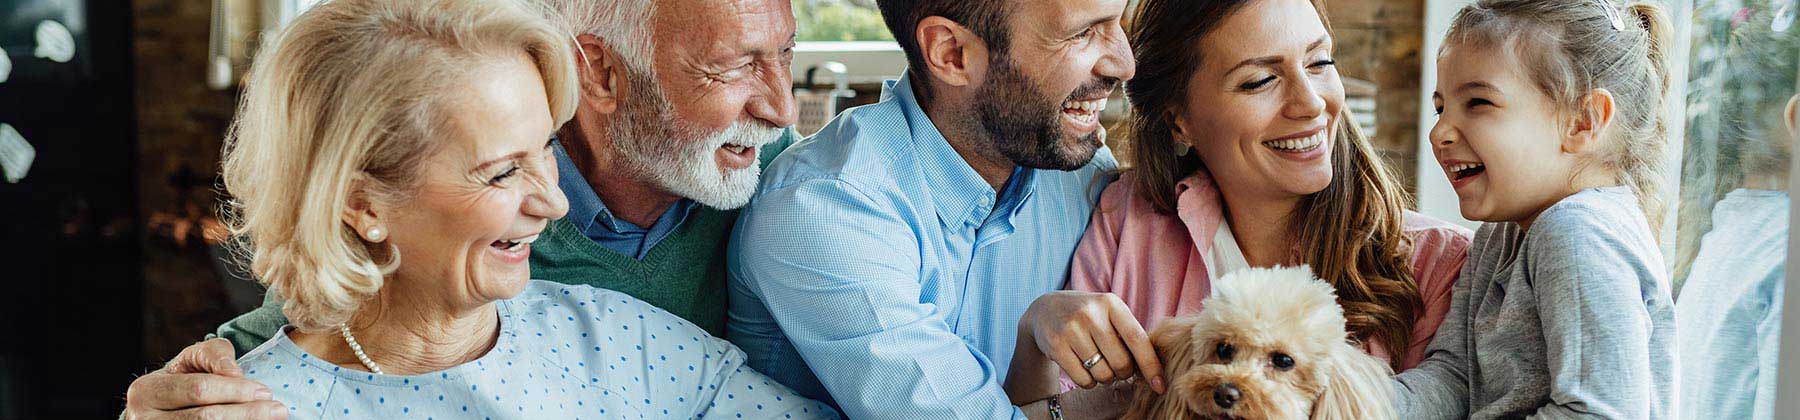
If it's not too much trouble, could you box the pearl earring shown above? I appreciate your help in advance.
[1175,142,1191,157]
[365,226,386,242]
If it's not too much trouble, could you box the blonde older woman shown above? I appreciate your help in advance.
[222,0,835,418]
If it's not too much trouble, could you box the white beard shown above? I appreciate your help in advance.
[606,69,782,210]
[643,120,780,210]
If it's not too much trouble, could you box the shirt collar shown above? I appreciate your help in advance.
[551,138,696,236]
[1175,170,1225,257]
[553,139,607,235]
[886,73,1028,227]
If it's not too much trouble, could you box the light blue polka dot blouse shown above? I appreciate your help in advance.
[238,281,840,419]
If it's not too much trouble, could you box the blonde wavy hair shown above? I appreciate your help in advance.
[220,0,580,332]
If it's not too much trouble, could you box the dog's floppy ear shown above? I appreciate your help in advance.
[1310,341,1398,420]
[1121,317,1202,420]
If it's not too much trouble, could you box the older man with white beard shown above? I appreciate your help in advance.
[120,1,799,419]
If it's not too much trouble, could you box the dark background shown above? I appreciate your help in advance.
[1,0,145,418]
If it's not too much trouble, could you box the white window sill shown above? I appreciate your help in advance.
[791,41,906,87]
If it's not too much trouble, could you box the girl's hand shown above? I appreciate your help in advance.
[1017,291,1166,392]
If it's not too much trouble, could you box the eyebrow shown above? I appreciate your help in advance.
[471,137,555,173]
[1067,14,1115,33]
[1455,81,1499,95]
[736,34,797,60]
[1228,35,1331,71]
[472,151,529,173]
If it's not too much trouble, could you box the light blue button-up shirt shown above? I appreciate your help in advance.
[725,74,1117,420]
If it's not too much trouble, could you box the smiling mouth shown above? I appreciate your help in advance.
[1061,96,1108,126]
[1262,130,1327,152]
[491,234,539,252]
[1447,162,1486,181]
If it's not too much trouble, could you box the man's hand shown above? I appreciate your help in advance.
[122,338,285,420]
[1018,291,1165,392]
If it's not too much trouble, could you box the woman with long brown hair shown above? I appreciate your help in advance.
[1006,0,1473,400]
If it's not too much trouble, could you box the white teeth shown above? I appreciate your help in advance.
[1447,163,1485,173]
[1262,131,1326,151]
[494,234,538,251]
[1062,98,1108,113]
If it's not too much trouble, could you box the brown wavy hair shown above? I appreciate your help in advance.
[1122,0,1421,369]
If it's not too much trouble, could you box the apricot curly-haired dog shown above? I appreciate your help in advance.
[1122,267,1396,420]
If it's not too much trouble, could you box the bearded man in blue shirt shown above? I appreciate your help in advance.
[726,1,1155,418]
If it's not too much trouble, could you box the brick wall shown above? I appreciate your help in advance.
[132,0,249,361]
[1327,0,1426,197]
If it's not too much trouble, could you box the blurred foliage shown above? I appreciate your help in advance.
[793,0,893,42]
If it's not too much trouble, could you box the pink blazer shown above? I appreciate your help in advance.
[1070,170,1472,370]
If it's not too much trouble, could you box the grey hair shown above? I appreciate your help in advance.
[531,0,657,73]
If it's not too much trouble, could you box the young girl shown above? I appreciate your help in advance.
[1395,1,1677,419]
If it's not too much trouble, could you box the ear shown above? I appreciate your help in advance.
[341,176,387,243]
[1149,316,1200,357]
[1310,342,1398,420]
[915,16,991,89]
[1120,317,1202,420]
[1118,375,1162,420]
[574,33,625,115]
[1562,89,1617,154]
[1168,109,1191,139]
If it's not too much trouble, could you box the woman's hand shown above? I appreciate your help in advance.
[1017,291,1165,392]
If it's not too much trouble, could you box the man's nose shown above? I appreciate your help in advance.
[749,68,798,128]
[1096,27,1137,83]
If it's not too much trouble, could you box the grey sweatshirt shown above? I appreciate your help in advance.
[1395,187,1676,419]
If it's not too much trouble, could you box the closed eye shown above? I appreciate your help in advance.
[1465,98,1494,109]
[1071,27,1095,41]
[488,164,519,186]
[1240,75,1277,91]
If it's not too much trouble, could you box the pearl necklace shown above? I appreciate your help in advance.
[338,323,384,374]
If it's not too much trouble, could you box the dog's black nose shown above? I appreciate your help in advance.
[1213,383,1241,409]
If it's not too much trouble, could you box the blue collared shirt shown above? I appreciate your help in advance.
[725,74,1118,419]
[552,140,696,260]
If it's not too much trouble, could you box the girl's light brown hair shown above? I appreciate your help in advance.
[1123,0,1422,369]
[220,0,580,332]
[1445,0,1674,233]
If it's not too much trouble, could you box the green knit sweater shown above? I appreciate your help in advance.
[213,129,793,355]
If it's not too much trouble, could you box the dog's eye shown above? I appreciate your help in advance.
[1271,353,1295,370]
[1214,343,1235,361]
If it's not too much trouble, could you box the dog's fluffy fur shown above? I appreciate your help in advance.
[1121,266,1397,420]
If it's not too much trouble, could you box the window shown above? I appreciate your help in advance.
[1671,1,1796,417]
[793,0,892,42]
